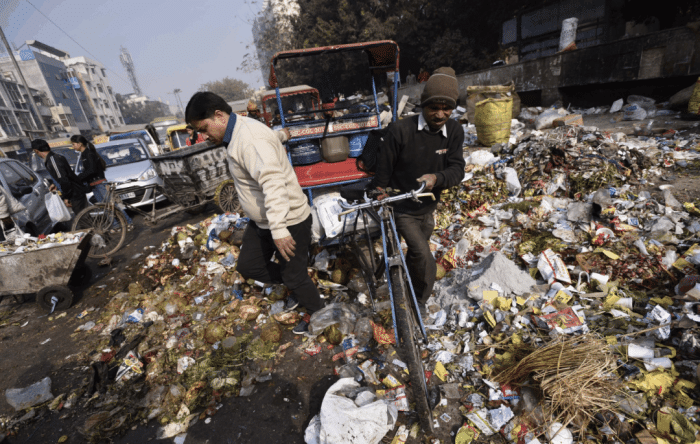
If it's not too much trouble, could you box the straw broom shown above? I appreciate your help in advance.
[493,334,623,438]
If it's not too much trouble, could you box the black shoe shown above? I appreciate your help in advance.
[292,319,309,335]
[284,295,299,312]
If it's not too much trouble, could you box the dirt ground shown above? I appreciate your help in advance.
[1,111,700,444]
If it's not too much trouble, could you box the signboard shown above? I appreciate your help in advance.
[19,49,35,61]
[68,77,80,89]
[288,115,379,139]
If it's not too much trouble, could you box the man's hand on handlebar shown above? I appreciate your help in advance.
[417,174,437,191]
[369,187,390,201]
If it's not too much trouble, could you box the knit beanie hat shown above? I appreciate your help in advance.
[420,67,459,108]
[31,139,50,152]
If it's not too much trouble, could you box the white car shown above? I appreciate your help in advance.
[77,138,166,208]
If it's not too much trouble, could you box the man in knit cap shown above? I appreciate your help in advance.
[373,67,466,311]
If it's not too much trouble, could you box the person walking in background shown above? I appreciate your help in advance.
[31,138,89,218]
[71,135,134,231]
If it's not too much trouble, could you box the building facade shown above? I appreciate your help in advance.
[0,42,93,135]
[0,78,44,158]
[63,56,125,133]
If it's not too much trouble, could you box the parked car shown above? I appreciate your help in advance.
[0,158,54,236]
[109,125,163,156]
[78,138,166,209]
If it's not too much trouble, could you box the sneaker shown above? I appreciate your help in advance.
[292,319,309,335]
[127,224,135,231]
[284,295,299,312]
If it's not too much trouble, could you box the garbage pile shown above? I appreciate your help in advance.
[1,213,316,442]
[300,122,700,442]
[4,115,700,444]
[0,231,87,255]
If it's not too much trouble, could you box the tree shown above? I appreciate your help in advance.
[198,77,252,102]
[115,94,169,125]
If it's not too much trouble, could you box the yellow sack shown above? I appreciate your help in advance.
[475,97,512,147]
[689,77,700,114]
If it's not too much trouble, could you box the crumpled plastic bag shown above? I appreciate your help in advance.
[304,378,397,444]
[467,150,495,166]
[535,108,568,130]
[308,303,360,336]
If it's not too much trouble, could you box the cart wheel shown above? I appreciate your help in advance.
[215,180,241,214]
[37,286,73,312]
[69,264,92,287]
[72,204,127,258]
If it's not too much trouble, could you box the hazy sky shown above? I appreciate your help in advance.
[0,0,265,111]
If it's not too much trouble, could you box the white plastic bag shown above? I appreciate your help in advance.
[313,193,377,239]
[304,378,397,444]
[44,192,71,224]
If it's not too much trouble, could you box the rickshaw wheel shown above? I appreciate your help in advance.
[37,286,73,312]
[215,180,241,214]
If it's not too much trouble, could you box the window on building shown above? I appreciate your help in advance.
[62,91,69,99]
[0,110,20,136]
[4,82,24,109]
[119,116,124,125]
[101,68,106,77]
[100,116,106,125]
[104,100,109,109]
[113,101,118,110]
[58,113,76,128]
[97,84,104,93]
[93,98,99,108]
[91,67,96,75]
[0,94,6,108]
[15,112,36,131]
[107,86,113,95]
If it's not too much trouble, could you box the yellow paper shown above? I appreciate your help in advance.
[516,296,527,306]
[482,290,498,304]
[484,311,497,328]
[434,362,448,382]
[382,374,402,388]
[602,249,620,260]
[554,290,572,305]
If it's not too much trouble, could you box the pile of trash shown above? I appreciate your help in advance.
[0,213,317,442]
[0,231,87,255]
[5,109,700,443]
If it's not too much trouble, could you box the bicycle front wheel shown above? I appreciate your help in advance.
[391,265,434,434]
[72,204,127,258]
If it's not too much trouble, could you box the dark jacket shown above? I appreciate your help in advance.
[373,115,465,215]
[44,151,86,200]
[76,149,106,185]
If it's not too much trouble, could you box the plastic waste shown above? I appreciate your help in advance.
[304,378,398,444]
[354,317,373,346]
[5,377,53,411]
[308,303,360,336]
[623,104,647,121]
[535,108,567,130]
[610,98,624,113]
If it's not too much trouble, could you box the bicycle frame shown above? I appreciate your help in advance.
[338,183,434,343]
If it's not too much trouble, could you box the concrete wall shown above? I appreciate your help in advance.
[398,25,700,107]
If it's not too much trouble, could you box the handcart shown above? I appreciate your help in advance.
[0,230,93,312]
[72,142,240,258]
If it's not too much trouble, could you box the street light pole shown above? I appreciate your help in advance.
[0,25,49,134]
[173,88,184,117]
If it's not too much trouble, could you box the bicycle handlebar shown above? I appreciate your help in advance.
[336,182,435,220]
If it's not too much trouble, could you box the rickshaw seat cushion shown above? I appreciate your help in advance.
[294,158,369,188]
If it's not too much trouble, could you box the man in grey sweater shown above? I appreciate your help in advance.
[186,92,321,334]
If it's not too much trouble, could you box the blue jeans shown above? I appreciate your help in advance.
[92,182,133,225]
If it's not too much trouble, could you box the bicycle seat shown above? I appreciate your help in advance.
[339,182,369,203]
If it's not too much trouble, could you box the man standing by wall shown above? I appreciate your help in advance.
[186,92,322,334]
[373,67,466,310]
[31,139,89,217]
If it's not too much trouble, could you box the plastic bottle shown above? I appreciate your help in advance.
[354,317,373,346]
